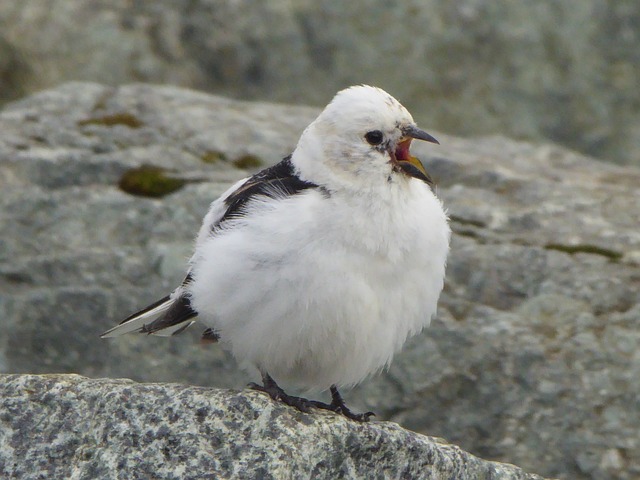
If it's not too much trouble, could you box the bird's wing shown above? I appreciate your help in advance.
[102,156,320,339]
[100,274,197,338]
[210,155,321,232]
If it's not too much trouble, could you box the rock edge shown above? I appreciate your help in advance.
[0,374,547,479]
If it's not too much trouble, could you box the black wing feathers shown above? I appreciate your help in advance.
[139,273,196,335]
[118,294,171,325]
[139,295,197,335]
[201,328,220,343]
[213,156,320,231]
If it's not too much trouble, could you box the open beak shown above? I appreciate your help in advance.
[403,125,439,145]
[390,125,439,184]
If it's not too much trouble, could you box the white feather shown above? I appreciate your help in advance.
[100,298,173,338]
[149,320,197,337]
[187,85,450,391]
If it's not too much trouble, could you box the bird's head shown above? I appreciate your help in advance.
[294,85,439,189]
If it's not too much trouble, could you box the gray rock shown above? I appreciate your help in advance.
[1,1,640,165]
[1,83,640,479]
[0,374,547,479]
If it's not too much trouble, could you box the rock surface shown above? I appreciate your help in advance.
[1,1,640,165]
[1,83,639,480]
[0,374,546,479]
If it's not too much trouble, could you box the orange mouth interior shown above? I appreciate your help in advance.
[395,138,412,161]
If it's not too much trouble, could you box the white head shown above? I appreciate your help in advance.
[293,85,439,190]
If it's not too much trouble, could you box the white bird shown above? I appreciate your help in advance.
[102,85,450,421]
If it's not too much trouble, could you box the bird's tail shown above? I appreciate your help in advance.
[100,291,198,338]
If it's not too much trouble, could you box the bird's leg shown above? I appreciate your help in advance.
[249,374,375,421]
[248,372,313,413]
[309,385,376,422]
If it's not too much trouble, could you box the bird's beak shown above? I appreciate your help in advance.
[391,125,439,184]
[403,125,439,145]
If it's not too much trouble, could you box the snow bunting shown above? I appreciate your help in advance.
[102,85,450,421]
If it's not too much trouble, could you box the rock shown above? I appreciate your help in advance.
[0,374,547,479]
[1,1,640,165]
[1,83,640,479]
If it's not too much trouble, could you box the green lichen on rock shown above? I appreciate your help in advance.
[118,165,185,198]
[201,151,227,164]
[233,154,263,169]
[545,243,623,261]
[78,112,143,128]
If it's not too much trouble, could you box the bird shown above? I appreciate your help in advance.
[101,85,450,422]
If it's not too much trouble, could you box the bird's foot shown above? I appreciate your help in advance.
[309,385,375,423]
[249,374,375,422]
[249,373,313,413]
[339,406,376,423]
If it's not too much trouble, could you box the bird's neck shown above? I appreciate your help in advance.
[290,124,340,188]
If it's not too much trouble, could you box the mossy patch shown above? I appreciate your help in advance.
[545,243,623,261]
[78,113,143,128]
[232,154,263,169]
[118,165,186,198]
[201,151,227,164]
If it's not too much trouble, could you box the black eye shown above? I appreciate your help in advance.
[365,130,384,146]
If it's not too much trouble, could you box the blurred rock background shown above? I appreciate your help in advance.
[0,0,639,165]
[1,2,639,480]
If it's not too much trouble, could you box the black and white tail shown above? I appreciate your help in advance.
[101,286,198,338]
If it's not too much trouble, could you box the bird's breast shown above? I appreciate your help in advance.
[190,183,450,390]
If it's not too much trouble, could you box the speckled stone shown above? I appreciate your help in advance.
[0,374,547,480]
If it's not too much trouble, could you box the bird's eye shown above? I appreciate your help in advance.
[365,130,384,146]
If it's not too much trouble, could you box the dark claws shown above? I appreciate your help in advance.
[248,381,268,394]
[309,399,376,422]
[345,410,376,422]
[250,374,376,423]
[249,377,312,413]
